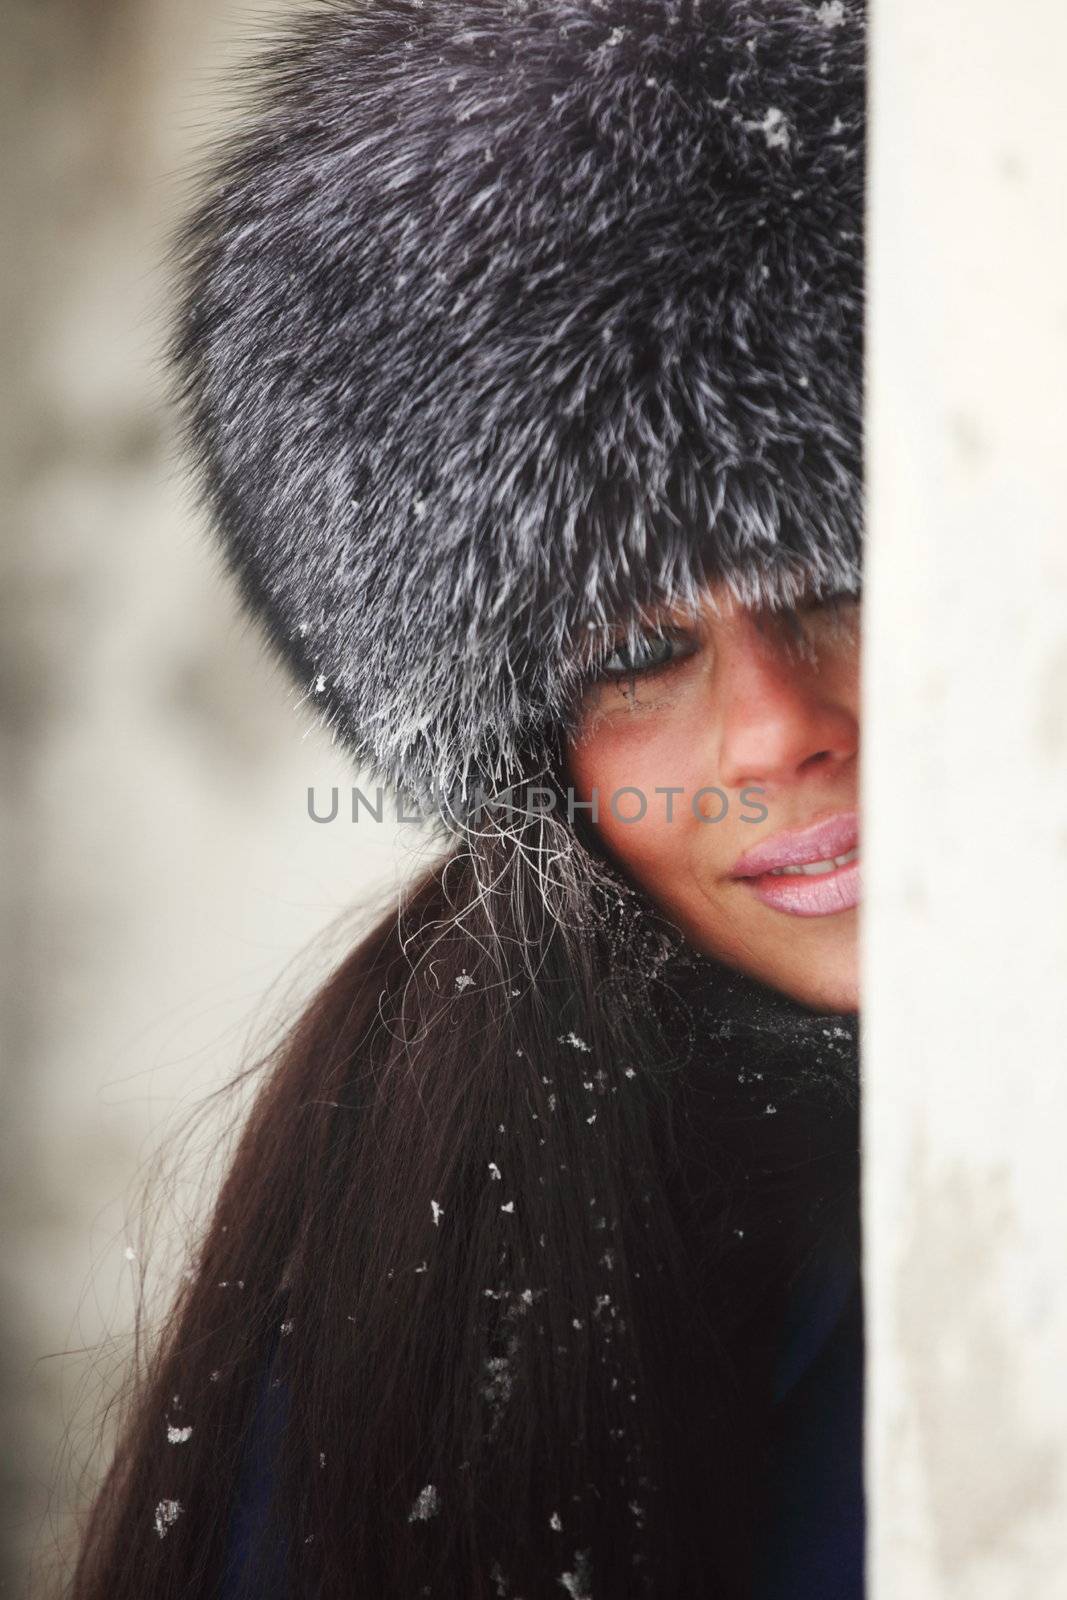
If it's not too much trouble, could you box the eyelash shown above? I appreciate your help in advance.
[798,589,861,613]
[780,591,862,642]
[584,592,861,690]
[592,627,696,686]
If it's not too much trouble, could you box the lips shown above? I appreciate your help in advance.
[732,810,859,877]
[731,810,861,918]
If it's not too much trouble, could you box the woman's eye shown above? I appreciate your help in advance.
[596,629,692,682]
[782,591,862,649]
[805,589,862,612]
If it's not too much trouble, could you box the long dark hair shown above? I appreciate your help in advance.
[67,788,860,1599]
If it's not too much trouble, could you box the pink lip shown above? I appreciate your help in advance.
[731,809,861,919]
[732,810,859,877]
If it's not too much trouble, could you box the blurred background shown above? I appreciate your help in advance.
[1,2,441,1589]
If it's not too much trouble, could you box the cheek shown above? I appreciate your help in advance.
[566,705,708,882]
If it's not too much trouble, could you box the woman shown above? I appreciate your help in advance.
[70,0,866,1596]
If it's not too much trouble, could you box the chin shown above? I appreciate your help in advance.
[762,954,860,1015]
[704,928,860,1015]
[665,892,862,1015]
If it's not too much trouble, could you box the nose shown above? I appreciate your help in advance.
[712,615,859,796]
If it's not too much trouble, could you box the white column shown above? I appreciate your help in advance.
[865,4,1067,1597]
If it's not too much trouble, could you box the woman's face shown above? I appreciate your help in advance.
[564,583,861,1013]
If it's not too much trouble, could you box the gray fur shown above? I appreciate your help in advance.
[171,0,865,822]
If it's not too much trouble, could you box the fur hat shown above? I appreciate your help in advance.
[172,0,865,824]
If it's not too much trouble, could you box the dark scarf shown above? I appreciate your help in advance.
[669,951,860,1300]
[642,950,862,1594]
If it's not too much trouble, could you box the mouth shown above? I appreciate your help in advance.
[730,810,861,918]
